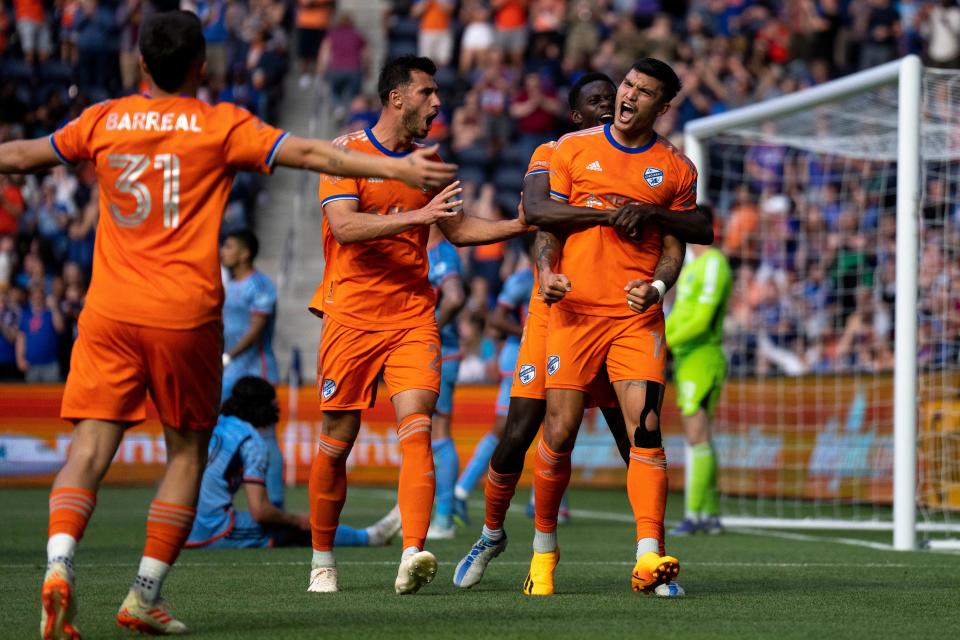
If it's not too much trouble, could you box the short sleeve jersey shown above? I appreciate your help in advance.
[522,141,555,320]
[665,247,732,357]
[310,128,442,328]
[189,415,268,545]
[428,238,463,350]
[223,270,278,383]
[497,266,534,348]
[549,123,697,317]
[50,95,287,329]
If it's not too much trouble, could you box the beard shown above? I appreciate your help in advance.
[402,108,431,139]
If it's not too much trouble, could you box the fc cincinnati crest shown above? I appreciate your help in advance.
[321,379,337,399]
[547,356,560,376]
[518,364,536,385]
[644,167,664,187]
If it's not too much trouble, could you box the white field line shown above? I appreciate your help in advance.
[0,560,914,569]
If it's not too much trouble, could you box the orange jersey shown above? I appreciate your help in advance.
[309,129,441,329]
[523,141,556,320]
[51,95,287,329]
[419,0,453,31]
[549,124,697,317]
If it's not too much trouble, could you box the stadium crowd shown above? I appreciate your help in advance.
[0,0,299,380]
[1,0,958,382]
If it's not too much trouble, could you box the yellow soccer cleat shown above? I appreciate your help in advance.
[41,562,81,640]
[522,549,560,596]
[116,589,188,635]
[631,552,680,593]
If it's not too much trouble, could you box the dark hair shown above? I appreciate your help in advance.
[139,11,205,93]
[569,72,616,110]
[377,56,437,105]
[630,58,682,103]
[225,228,259,262]
[221,377,279,428]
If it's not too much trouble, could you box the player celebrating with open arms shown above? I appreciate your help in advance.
[0,11,456,639]
[524,58,698,596]
[304,55,530,596]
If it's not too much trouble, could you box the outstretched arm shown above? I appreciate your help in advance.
[274,137,458,189]
[521,172,609,229]
[0,138,61,174]
[325,182,462,244]
[243,482,309,530]
[611,203,714,245]
[437,202,532,247]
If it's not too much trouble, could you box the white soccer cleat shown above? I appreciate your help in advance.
[40,561,81,640]
[453,532,508,588]
[425,520,456,540]
[367,506,402,546]
[394,550,438,595]
[654,580,686,597]
[115,589,188,635]
[307,567,339,593]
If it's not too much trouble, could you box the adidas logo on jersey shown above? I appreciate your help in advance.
[586,160,603,172]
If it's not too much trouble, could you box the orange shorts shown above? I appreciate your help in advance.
[61,309,221,431]
[317,316,441,410]
[545,306,666,392]
[511,309,619,408]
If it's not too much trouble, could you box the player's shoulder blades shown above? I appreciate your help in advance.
[333,129,371,150]
[655,134,698,176]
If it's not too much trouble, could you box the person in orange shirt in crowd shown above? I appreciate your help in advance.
[0,11,455,639]
[14,0,52,64]
[296,0,336,88]
[524,58,698,597]
[305,55,531,597]
[492,0,529,66]
[413,0,455,68]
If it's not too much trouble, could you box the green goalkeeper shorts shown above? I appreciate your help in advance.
[673,348,726,418]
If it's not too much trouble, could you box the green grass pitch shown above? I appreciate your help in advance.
[3,486,959,639]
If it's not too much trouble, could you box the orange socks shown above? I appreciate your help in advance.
[532,440,571,534]
[143,501,196,566]
[48,487,96,541]
[627,447,668,553]
[309,434,352,551]
[484,467,521,531]
[397,413,435,550]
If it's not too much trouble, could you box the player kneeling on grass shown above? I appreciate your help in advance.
[185,377,401,551]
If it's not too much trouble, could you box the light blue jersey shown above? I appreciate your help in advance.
[495,267,533,415]
[428,239,463,352]
[187,415,268,547]
[223,270,278,401]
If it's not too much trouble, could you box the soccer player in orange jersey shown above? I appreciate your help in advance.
[304,55,530,596]
[523,58,699,597]
[0,12,456,639]
[454,72,712,591]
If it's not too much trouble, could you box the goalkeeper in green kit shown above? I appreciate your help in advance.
[666,206,732,535]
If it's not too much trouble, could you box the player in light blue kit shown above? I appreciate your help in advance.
[453,239,535,521]
[186,377,401,549]
[220,229,279,403]
[426,225,467,539]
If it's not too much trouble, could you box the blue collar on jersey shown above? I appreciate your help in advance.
[603,123,657,154]
[365,128,413,157]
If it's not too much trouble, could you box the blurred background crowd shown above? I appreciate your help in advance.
[1,0,958,382]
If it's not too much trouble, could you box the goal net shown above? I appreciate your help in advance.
[683,57,960,549]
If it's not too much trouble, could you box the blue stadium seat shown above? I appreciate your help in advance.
[456,143,491,168]
[492,166,522,195]
[2,59,34,82]
[388,40,418,61]
[390,16,420,40]
[457,165,487,187]
[39,61,74,86]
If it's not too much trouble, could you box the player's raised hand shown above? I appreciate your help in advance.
[398,145,459,189]
[413,181,463,224]
[540,270,571,304]
[624,279,659,314]
[611,203,655,238]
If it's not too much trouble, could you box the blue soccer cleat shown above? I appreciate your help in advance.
[453,532,508,588]
[452,496,470,527]
[701,516,724,535]
[669,517,701,536]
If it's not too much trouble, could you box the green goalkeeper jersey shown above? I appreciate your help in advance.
[665,247,732,358]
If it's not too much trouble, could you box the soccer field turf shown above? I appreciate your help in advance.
[4,486,959,639]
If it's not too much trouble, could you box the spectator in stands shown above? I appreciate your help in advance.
[413,0,455,68]
[509,72,563,145]
[459,0,494,74]
[922,0,960,68]
[0,175,24,236]
[16,285,64,382]
[76,0,121,92]
[0,288,23,380]
[860,0,901,69]
[14,0,53,65]
[492,0,529,67]
[320,12,367,122]
[116,0,146,91]
[296,0,335,89]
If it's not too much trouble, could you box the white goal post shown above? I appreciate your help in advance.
[683,55,960,551]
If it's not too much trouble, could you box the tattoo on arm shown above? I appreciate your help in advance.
[534,230,561,272]
[653,253,683,290]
